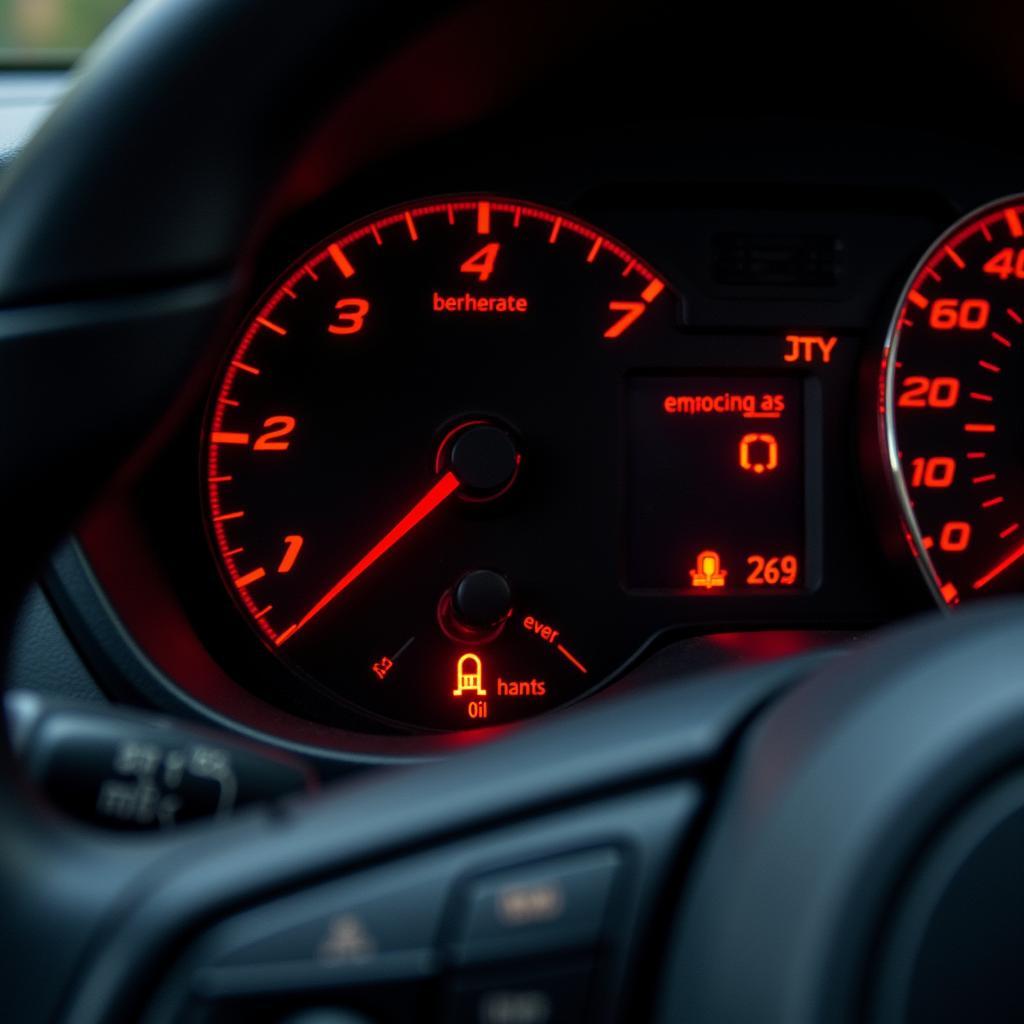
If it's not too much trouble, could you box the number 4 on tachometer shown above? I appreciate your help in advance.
[460,242,500,282]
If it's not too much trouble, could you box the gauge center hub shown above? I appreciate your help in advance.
[443,421,520,500]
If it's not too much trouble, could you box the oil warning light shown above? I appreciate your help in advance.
[454,653,486,697]
[690,551,727,589]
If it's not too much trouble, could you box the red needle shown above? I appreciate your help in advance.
[275,470,460,646]
[972,540,1024,591]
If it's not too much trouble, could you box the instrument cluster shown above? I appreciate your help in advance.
[51,148,1024,752]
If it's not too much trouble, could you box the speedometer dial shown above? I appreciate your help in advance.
[205,197,672,732]
[883,196,1024,607]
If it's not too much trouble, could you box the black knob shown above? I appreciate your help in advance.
[453,570,513,630]
[447,423,518,498]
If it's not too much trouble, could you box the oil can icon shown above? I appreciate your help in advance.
[454,653,486,696]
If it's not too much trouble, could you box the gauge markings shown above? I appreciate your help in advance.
[328,243,356,278]
[885,197,1024,606]
[256,317,287,336]
[556,643,587,674]
[205,196,673,729]
[641,278,665,302]
[235,567,266,588]
[477,201,491,234]
[944,245,966,268]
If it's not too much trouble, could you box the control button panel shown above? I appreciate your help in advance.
[449,961,594,1024]
[451,848,621,965]
[149,784,699,1024]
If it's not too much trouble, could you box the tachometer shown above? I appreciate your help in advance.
[205,197,672,731]
[883,195,1024,606]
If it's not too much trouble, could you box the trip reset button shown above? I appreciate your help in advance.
[451,848,621,966]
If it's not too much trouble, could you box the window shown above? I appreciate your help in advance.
[0,0,131,67]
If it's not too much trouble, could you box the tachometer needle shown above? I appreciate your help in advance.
[972,540,1024,591]
[275,471,460,646]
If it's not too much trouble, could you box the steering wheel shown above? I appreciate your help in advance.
[3,3,1024,1022]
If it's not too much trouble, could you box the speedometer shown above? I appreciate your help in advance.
[883,196,1024,607]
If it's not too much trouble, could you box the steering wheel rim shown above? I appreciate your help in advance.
[660,599,1024,1022]
[3,3,1024,1022]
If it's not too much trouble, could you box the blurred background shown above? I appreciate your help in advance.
[0,0,130,65]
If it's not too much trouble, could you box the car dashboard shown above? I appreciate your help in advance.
[6,10,1024,770]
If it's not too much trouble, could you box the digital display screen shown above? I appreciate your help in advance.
[626,376,807,593]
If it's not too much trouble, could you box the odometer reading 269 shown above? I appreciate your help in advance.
[205,196,673,732]
[884,196,1024,607]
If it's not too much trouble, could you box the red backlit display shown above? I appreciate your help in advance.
[626,377,806,592]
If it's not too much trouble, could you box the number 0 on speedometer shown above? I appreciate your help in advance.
[884,195,1024,606]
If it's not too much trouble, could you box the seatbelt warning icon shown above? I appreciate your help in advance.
[454,652,486,696]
